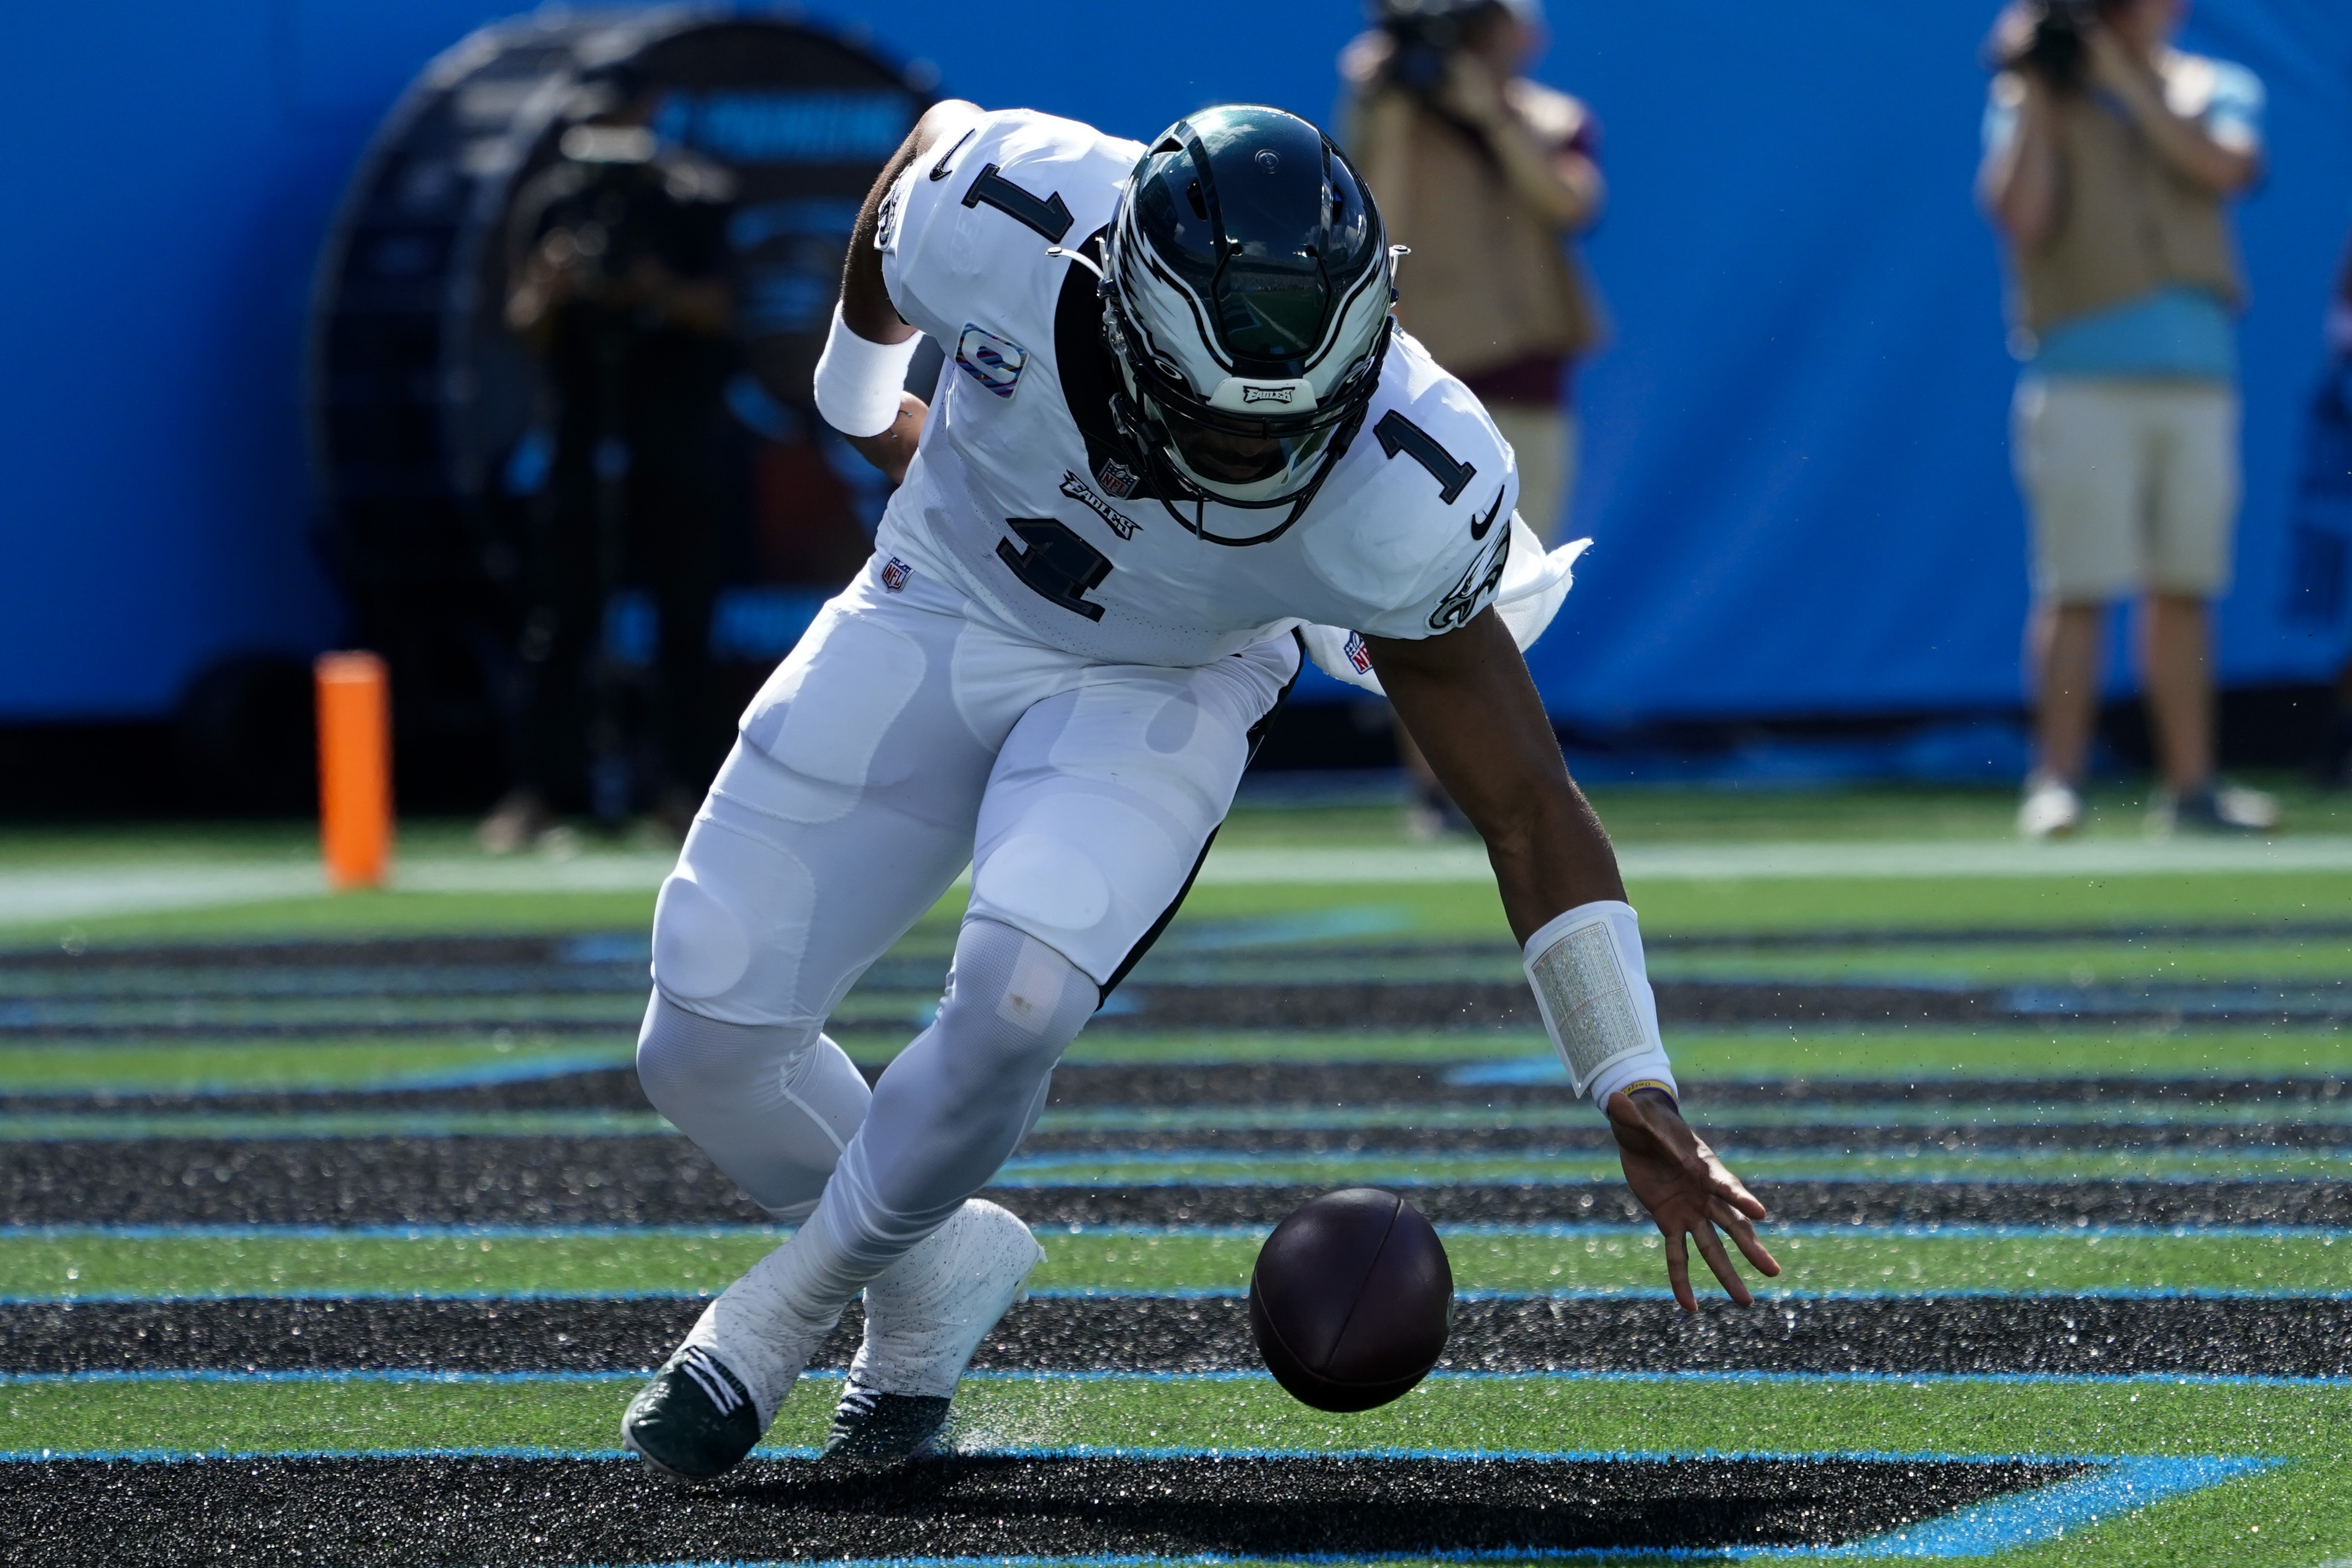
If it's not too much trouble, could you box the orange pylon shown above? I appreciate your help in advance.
[315,652,393,890]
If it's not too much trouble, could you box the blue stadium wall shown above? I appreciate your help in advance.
[3,1,2348,728]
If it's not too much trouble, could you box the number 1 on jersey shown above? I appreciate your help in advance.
[1373,411,1476,505]
[997,517,1111,622]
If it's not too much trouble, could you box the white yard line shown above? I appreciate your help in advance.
[0,866,325,926]
[0,835,2346,930]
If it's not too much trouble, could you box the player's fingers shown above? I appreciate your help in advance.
[1662,1228,1697,1313]
[1700,1159,1769,1220]
[1692,1221,1753,1307]
[1717,1210,1783,1278]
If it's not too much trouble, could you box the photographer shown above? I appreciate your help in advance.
[1978,0,2273,837]
[1341,0,1605,836]
[481,67,738,852]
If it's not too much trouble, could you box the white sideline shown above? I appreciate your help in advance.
[1,836,2349,929]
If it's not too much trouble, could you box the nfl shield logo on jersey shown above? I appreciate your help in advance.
[954,324,1028,400]
[1095,459,1138,499]
[1344,632,1373,675]
[881,557,912,592]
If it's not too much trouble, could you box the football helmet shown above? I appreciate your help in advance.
[1098,106,1395,541]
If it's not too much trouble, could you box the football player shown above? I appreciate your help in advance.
[620,100,1778,1479]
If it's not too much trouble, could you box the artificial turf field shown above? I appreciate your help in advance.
[2,781,2351,1565]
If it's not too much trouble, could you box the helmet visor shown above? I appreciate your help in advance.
[1146,391,1341,501]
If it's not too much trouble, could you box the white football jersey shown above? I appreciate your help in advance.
[871,108,1534,672]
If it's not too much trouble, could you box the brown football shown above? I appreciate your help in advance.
[1247,1187,1454,1412]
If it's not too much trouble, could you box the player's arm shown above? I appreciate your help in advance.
[1365,610,1780,1310]
[818,98,981,483]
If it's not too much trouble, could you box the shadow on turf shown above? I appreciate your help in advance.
[0,1453,2085,1566]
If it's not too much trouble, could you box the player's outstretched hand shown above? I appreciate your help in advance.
[1605,1088,1779,1311]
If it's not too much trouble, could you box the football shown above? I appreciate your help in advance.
[1247,1187,1454,1412]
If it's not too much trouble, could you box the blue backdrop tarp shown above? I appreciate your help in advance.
[3,1,2349,727]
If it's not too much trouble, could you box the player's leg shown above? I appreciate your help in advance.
[623,568,1008,1478]
[799,633,1303,1459]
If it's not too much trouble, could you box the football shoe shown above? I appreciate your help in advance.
[623,1244,845,1480]
[821,1199,1044,1465]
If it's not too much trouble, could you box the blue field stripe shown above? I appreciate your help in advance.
[982,1164,2352,1186]
[5,1219,2351,1241]
[1764,1454,2279,1559]
[14,1221,2352,1241]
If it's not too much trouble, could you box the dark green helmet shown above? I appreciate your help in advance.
[1102,106,1394,535]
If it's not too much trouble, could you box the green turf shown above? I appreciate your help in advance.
[2,1375,2344,1563]
[3,1227,2345,1301]
[1657,1025,2352,1083]
[7,1025,2341,1087]
[0,1037,637,1096]
[19,866,2352,949]
[0,1110,671,1141]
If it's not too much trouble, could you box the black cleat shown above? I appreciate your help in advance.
[622,1344,764,1480]
[819,1378,953,1465]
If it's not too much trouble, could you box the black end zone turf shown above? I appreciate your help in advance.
[10,1137,2350,1227]
[0,1454,2087,1566]
[10,1293,2349,1378]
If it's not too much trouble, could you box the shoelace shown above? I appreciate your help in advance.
[676,1346,745,1416]
[832,1379,883,1425]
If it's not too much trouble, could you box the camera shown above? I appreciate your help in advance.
[2006,0,2107,91]
[1377,0,1500,97]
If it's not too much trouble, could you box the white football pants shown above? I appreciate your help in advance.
[637,555,1296,1251]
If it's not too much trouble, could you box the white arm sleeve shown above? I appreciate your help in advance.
[1521,899,1679,1110]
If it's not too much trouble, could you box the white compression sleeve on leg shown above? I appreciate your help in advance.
[812,302,921,437]
[1521,900,1679,1109]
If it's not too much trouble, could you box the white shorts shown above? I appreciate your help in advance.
[650,556,1300,1026]
[2013,376,2239,602]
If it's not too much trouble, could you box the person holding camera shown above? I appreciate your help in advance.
[480,67,738,853]
[1980,0,2274,838]
[1341,0,1605,836]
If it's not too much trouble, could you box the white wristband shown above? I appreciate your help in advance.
[1520,899,1678,1110]
[813,301,921,438]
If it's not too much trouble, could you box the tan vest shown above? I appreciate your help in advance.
[1349,81,1605,380]
[2009,53,2245,339]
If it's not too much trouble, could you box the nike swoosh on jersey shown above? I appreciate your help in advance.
[1469,487,1504,540]
[928,126,976,181]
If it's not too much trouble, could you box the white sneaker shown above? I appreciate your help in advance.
[622,1243,843,1481]
[2146,780,2281,837]
[822,1199,1044,1464]
[2017,772,2084,840]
